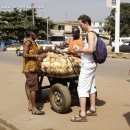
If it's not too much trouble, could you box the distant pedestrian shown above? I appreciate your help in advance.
[71,14,97,122]
[23,26,46,115]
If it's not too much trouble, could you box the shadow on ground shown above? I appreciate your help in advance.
[38,88,106,107]
[123,112,130,127]
[96,98,106,106]
[35,88,50,110]
[127,79,130,82]
[36,88,106,114]
[71,97,106,107]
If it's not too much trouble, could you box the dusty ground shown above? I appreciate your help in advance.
[0,51,130,130]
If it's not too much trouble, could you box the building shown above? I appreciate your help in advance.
[92,21,105,33]
[50,21,107,43]
[51,21,106,33]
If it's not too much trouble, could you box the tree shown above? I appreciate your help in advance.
[103,3,130,41]
[0,8,53,41]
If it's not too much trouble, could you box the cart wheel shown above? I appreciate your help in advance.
[49,83,71,113]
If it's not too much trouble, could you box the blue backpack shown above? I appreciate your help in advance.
[87,31,107,64]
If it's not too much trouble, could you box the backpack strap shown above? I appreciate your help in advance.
[87,31,99,37]
[86,31,99,42]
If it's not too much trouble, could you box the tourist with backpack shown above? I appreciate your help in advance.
[71,14,98,122]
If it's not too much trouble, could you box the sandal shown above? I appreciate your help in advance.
[28,107,42,111]
[32,108,45,115]
[86,109,97,116]
[71,114,87,122]
[28,107,32,111]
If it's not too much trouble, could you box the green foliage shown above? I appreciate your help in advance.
[103,3,130,40]
[0,8,53,41]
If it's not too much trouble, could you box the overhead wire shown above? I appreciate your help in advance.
[44,0,106,9]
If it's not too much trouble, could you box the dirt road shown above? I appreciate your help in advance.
[0,51,130,130]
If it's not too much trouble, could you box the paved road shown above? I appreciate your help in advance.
[1,51,130,80]
[0,51,130,130]
[0,118,18,130]
[0,51,22,66]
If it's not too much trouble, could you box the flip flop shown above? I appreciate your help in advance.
[28,106,42,111]
[86,109,97,116]
[28,107,32,111]
[32,108,45,115]
[71,115,87,122]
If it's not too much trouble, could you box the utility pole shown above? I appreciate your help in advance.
[65,13,68,21]
[114,0,120,53]
[31,3,35,26]
[47,17,50,41]
[106,0,120,53]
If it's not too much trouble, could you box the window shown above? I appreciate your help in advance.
[99,22,102,26]
[72,26,78,29]
[112,0,116,6]
[51,36,64,41]
[99,29,103,33]
[58,25,65,30]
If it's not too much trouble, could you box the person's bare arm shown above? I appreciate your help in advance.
[74,32,96,54]
[23,41,37,58]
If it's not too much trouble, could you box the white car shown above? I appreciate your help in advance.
[16,40,55,56]
[111,37,130,47]
[35,40,55,50]
[51,36,65,46]
[111,37,130,52]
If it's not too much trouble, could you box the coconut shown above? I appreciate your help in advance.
[59,69,66,75]
[46,68,51,74]
[53,62,61,68]
[41,68,46,73]
[59,59,67,64]
[54,68,60,75]
[50,58,55,62]
[41,52,81,75]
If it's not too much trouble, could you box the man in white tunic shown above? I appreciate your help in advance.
[71,14,97,122]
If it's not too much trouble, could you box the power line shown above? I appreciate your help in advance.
[45,0,105,9]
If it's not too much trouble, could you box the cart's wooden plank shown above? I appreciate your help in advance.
[39,73,79,78]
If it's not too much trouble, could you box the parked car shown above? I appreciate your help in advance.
[0,40,10,51]
[51,36,65,46]
[112,43,130,53]
[35,40,55,50]
[16,45,23,56]
[16,40,55,56]
[111,37,130,53]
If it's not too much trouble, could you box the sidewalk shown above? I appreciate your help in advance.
[107,45,130,59]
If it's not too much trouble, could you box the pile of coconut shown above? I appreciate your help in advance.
[41,52,81,76]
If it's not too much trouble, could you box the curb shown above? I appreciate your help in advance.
[0,118,19,130]
[107,52,130,59]
[6,48,16,51]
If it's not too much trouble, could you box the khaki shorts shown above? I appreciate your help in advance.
[25,72,39,91]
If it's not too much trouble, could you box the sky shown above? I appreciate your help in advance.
[0,0,130,22]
